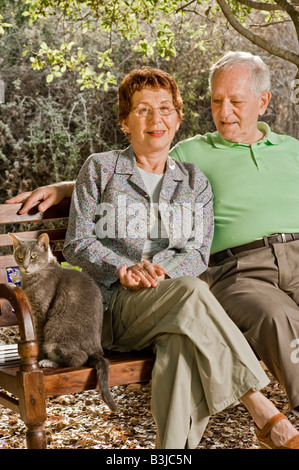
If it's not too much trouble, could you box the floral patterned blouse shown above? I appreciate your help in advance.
[63,145,214,308]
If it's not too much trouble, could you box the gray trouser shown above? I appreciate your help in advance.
[202,240,299,410]
[103,276,269,449]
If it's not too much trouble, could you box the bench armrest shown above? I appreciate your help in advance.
[0,283,39,372]
[0,283,35,341]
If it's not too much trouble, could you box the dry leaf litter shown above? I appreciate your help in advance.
[0,326,298,450]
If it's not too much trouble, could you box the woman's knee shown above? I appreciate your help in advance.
[172,275,208,296]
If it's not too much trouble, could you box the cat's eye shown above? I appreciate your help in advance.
[31,254,38,259]
[17,254,23,260]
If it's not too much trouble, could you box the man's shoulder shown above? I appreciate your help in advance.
[170,132,215,161]
[169,158,212,198]
[278,133,299,146]
[266,125,299,147]
[173,132,214,148]
[172,157,209,179]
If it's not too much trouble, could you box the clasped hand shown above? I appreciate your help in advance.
[118,260,167,290]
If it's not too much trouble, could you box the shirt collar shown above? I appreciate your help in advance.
[115,145,185,181]
[209,122,282,148]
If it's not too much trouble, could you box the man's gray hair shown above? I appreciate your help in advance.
[209,51,271,96]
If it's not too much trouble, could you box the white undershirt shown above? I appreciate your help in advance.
[137,167,169,258]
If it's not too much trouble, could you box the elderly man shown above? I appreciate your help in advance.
[170,51,299,416]
[6,52,299,416]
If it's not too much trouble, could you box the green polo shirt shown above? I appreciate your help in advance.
[170,122,299,253]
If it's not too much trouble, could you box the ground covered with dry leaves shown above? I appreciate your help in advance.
[0,326,298,450]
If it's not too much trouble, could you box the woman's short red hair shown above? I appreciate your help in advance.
[118,66,183,127]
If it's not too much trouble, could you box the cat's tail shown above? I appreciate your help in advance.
[88,352,117,412]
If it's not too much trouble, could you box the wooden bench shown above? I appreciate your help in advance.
[0,198,155,449]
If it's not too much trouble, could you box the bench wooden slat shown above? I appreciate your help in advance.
[0,351,155,396]
[0,198,71,225]
[0,251,65,269]
[0,254,18,268]
[0,367,19,397]
[0,390,19,413]
[0,228,67,247]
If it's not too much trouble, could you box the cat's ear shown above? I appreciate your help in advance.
[36,233,50,250]
[8,233,21,249]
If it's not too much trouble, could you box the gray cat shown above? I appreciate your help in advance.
[9,232,117,412]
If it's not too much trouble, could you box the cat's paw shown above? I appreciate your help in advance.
[38,359,58,368]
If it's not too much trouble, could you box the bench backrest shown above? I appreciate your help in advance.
[0,198,71,327]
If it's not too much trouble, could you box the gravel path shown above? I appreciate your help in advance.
[1,327,298,449]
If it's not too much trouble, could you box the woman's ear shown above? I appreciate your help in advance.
[121,119,131,140]
[121,119,130,135]
[175,114,182,132]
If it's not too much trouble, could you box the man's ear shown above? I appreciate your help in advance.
[258,91,271,116]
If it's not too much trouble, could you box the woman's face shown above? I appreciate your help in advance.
[121,87,181,158]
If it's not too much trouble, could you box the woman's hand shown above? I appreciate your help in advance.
[118,260,167,290]
[5,182,74,214]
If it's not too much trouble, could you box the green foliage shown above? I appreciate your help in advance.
[0,0,297,203]
[2,0,296,88]
[0,2,215,200]
[25,41,117,90]
[0,13,12,34]
[19,0,182,88]
[24,96,93,181]
[227,0,251,21]
[3,1,213,88]
[0,88,104,197]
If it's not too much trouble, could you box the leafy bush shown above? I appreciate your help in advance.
[0,5,215,201]
[1,1,296,202]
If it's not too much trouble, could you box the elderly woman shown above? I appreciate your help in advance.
[7,67,299,449]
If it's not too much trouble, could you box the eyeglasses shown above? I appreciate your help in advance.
[131,105,177,118]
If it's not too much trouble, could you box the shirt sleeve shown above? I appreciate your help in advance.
[63,155,133,288]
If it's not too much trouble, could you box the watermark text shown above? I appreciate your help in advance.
[95,196,204,247]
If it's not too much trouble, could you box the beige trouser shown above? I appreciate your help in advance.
[103,276,269,449]
[202,240,299,410]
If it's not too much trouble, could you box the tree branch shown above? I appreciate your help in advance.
[275,0,299,37]
[249,19,292,26]
[236,0,283,11]
[216,0,299,67]
[175,0,198,14]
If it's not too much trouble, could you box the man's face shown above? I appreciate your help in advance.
[211,66,271,145]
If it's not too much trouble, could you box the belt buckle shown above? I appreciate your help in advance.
[267,233,287,244]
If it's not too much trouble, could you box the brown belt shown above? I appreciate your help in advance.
[209,233,299,267]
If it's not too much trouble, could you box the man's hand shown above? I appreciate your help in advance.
[5,182,74,214]
[118,261,167,290]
